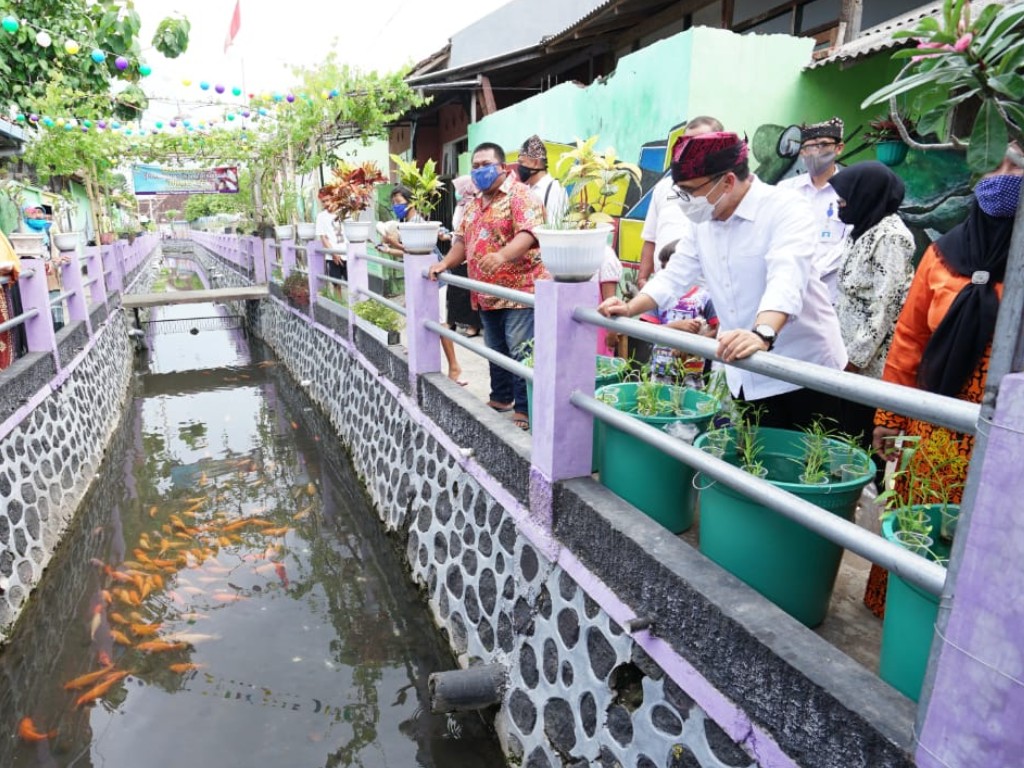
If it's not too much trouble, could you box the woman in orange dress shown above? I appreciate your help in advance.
[865,145,1022,616]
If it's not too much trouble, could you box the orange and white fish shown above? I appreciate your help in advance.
[135,640,187,653]
[89,604,103,640]
[75,670,131,708]
[162,632,220,645]
[169,663,206,674]
[18,717,56,743]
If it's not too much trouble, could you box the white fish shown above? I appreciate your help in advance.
[161,632,221,644]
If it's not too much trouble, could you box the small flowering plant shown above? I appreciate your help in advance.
[319,161,386,221]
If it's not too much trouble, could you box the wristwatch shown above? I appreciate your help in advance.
[752,324,777,351]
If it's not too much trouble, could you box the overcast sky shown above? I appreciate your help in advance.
[134,0,511,124]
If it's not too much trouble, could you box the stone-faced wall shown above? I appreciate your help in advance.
[253,295,763,767]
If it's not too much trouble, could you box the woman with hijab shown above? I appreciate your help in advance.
[827,161,915,445]
[862,145,1023,617]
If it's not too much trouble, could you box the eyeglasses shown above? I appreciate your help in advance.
[799,141,838,155]
[672,174,725,202]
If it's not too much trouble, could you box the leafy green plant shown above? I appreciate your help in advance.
[282,271,310,307]
[862,0,1024,172]
[797,418,836,484]
[352,299,403,333]
[550,136,642,229]
[320,161,386,220]
[389,155,444,219]
[732,403,765,476]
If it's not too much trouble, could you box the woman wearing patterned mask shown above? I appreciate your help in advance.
[864,143,1023,617]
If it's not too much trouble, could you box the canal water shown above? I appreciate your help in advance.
[0,301,504,767]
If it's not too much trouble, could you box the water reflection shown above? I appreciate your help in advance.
[0,302,502,767]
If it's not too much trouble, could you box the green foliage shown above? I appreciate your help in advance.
[732,402,765,475]
[862,0,1024,172]
[352,299,403,333]
[551,136,642,228]
[152,16,190,58]
[389,154,444,219]
[182,170,255,223]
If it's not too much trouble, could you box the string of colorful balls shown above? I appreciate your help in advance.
[1,14,152,75]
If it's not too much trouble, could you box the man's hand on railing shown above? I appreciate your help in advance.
[717,329,769,363]
[427,261,447,281]
[597,296,632,317]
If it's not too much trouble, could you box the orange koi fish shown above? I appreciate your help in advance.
[169,663,206,674]
[110,630,133,647]
[148,505,158,517]
[75,670,131,708]
[63,664,115,691]
[290,421,299,430]
[135,640,187,653]
[261,526,291,537]
[97,650,113,667]
[306,483,316,497]
[18,717,56,743]
[100,590,113,605]
[150,573,165,589]
[274,563,289,588]
[130,622,162,637]
[109,612,130,626]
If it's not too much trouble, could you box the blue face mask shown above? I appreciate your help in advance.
[471,163,502,193]
[975,174,1022,218]
[392,203,409,220]
[25,218,51,231]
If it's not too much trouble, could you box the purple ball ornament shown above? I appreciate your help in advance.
[169,120,177,128]
[97,120,106,129]
[286,93,295,103]
[241,110,250,117]
[215,84,225,94]
[81,126,89,133]
[115,56,129,71]
[28,114,39,123]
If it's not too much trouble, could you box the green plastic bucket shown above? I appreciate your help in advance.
[596,383,719,533]
[880,505,954,701]
[526,356,628,471]
[694,426,874,627]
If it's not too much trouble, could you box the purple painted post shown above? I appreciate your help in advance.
[101,244,122,295]
[347,239,370,302]
[403,252,442,389]
[307,241,324,319]
[281,239,296,277]
[253,238,268,283]
[58,247,91,335]
[915,372,1024,766]
[17,258,58,360]
[531,280,598,483]
[83,246,107,307]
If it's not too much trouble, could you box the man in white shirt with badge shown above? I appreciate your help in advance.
[599,132,847,430]
[776,118,848,303]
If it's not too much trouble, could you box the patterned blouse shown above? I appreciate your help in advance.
[835,213,915,379]
[456,173,548,311]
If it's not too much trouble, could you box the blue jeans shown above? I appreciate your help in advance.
[479,308,534,415]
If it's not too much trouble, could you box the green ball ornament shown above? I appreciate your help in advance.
[139,64,152,77]
[14,113,25,123]
[231,86,241,96]
[2,16,19,34]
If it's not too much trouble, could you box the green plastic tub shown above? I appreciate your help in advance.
[694,426,874,627]
[596,383,719,534]
[880,504,954,701]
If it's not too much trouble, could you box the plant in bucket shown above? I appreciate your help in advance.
[875,428,967,700]
[694,412,874,627]
[320,161,386,243]
[389,154,444,253]
[535,136,641,282]
[594,364,719,534]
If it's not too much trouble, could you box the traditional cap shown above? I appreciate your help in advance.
[519,135,548,164]
[670,132,749,182]
[799,117,844,143]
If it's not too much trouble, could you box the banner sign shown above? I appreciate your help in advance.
[132,165,240,195]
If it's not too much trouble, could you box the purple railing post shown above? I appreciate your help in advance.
[18,258,58,360]
[531,281,598,484]
[101,244,121,295]
[253,238,268,283]
[83,246,108,307]
[347,240,370,341]
[915,371,1024,766]
[403,252,442,389]
[307,241,324,319]
[281,239,296,277]
[58,246,91,335]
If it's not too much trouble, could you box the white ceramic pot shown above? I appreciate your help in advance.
[296,222,317,240]
[534,224,613,282]
[397,221,441,254]
[7,233,46,257]
[53,232,81,252]
[342,219,373,243]
[274,225,295,241]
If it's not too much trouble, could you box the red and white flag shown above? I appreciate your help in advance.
[224,0,241,53]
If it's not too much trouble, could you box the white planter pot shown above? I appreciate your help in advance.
[53,232,82,252]
[342,219,373,243]
[397,221,441,254]
[7,233,46,258]
[296,222,317,240]
[274,225,295,241]
[535,224,613,282]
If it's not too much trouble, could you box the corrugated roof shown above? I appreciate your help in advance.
[541,0,616,44]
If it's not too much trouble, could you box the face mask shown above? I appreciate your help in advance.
[25,218,51,231]
[804,151,837,178]
[471,163,502,192]
[975,174,1022,218]
[837,205,855,226]
[392,203,409,220]
[675,177,725,224]
[517,165,542,183]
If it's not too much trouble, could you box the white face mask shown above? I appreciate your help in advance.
[675,176,725,224]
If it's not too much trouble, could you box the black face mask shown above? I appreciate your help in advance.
[517,165,543,183]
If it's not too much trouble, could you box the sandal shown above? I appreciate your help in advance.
[488,401,514,413]
[463,328,481,338]
[512,413,530,431]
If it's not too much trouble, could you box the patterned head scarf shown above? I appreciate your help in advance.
[799,117,844,144]
[670,132,749,183]
[519,135,548,165]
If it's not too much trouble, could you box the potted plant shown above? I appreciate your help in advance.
[876,428,967,701]
[535,136,641,282]
[53,231,82,252]
[389,154,444,253]
[282,270,310,309]
[694,417,874,627]
[594,365,719,534]
[320,161,386,243]
[351,298,403,345]
[267,190,298,241]
[866,113,914,167]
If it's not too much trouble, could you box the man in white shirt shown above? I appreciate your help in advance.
[315,187,346,299]
[776,118,848,303]
[599,132,847,429]
[637,115,723,289]
[517,135,569,225]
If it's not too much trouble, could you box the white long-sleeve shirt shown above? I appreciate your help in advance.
[642,177,847,400]
[777,171,848,302]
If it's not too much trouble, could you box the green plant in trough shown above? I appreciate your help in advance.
[732,402,766,476]
[352,299,403,333]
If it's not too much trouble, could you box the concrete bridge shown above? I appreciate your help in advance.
[120,285,268,309]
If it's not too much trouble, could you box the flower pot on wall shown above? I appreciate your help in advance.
[53,232,82,251]
[694,427,874,627]
[342,220,373,243]
[534,224,612,282]
[274,225,295,241]
[296,222,317,240]
[875,140,909,167]
[397,221,441,254]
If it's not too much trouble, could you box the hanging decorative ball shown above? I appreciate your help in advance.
[36,31,52,47]
[139,64,152,77]
[125,129,133,135]
[64,39,80,55]
[155,121,163,129]
[329,88,339,99]
[139,129,147,136]
[286,93,295,103]
[2,16,19,34]
[111,121,121,129]
[43,117,54,127]
[182,78,192,86]
[115,56,129,71]
[28,114,40,123]
[81,126,89,132]
[214,84,225,94]
[169,120,176,127]
[226,113,236,121]
[64,123,74,131]
[231,86,241,96]
[241,109,250,117]
[200,81,210,90]
[258,107,268,116]
[97,120,106,129]
[90,49,105,63]
[183,119,191,127]
[56,118,65,128]
[82,119,92,128]
[14,113,25,123]
[272,92,282,102]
